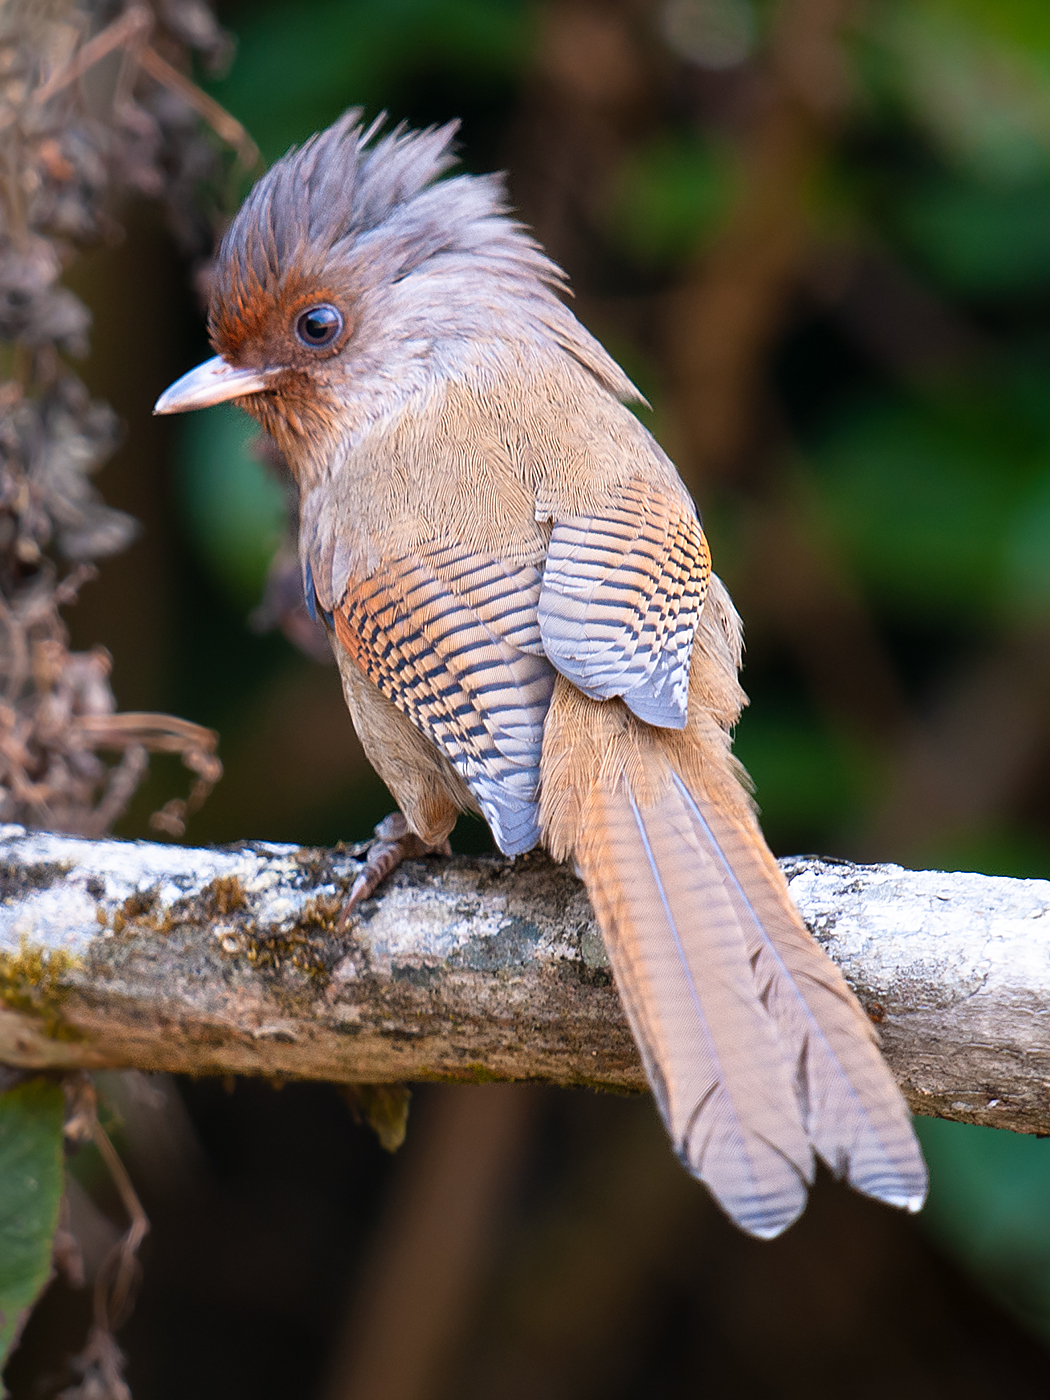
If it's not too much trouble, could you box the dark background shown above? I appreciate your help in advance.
[11,0,1050,1394]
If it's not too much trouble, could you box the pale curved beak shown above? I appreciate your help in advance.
[153,356,276,414]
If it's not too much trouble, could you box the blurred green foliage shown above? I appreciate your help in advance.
[811,385,1050,619]
[918,1118,1050,1344]
[0,1081,64,1376]
[733,708,874,845]
[209,0,533,164]
[148,0,1050,1357]
[178,407,286,609]
[606,131,733,268]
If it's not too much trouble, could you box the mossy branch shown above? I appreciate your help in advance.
[0,826,1045,1133]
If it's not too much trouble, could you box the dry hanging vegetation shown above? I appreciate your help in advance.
[0,0,257,841]
[0,3,258,1389]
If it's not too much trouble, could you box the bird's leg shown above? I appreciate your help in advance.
[339,811,451,925]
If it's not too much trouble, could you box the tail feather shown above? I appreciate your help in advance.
[580,782,814,1238]
[682,781,927,1212]
[576,771,927,1237]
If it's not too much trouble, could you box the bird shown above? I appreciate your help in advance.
[155,110,927,1238]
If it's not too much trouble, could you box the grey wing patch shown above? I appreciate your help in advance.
[333,545,554,855]
[538,480,711,729]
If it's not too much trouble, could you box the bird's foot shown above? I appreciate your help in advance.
[338,812,451,928]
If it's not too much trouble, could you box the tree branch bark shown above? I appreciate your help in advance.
[0,824,1046,1133]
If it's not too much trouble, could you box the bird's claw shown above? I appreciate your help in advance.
[338,812,451,929]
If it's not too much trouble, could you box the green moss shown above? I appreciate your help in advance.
[0,938,81,1040]
[460,1062,502,1084]
[222,895,346,1009]
[341,1083,412,1152]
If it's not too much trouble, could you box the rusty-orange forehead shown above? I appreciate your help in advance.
[208,234,350,367]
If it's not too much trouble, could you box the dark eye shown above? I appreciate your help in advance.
[295,303,343,349]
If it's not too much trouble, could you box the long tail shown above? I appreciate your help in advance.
[540,599,927,1237]
[574,769,925,1236]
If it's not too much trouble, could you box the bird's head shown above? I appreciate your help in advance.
[154,110,570,481]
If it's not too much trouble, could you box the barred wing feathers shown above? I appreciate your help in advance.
[332,543,554,855]
[538,480,711,729]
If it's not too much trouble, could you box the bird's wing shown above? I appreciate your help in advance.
[537,479,711,729]
[325,540,554,856]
